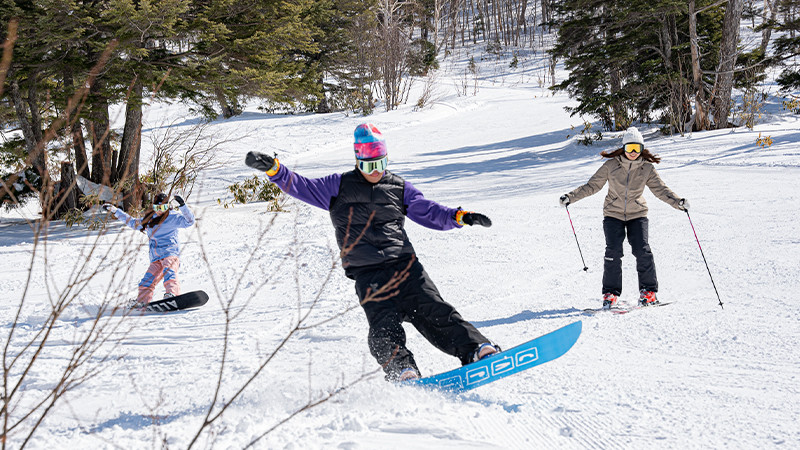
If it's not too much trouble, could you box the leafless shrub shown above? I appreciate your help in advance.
[143,120,240,200]
[415,70,442,110]
[1,208,152,448]
[373,0,415,111]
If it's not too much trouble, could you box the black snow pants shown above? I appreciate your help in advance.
[353,256,489,380]
[602,216,658,296]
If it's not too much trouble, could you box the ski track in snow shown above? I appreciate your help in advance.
[2,58,800,449]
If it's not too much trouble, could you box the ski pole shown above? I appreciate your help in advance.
[685,210,723,309]
[565,205,588,271]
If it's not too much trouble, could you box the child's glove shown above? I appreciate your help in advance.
[246,151,280,175]
[455,209,492,227]
[560,195,570,207]
[678,198,690,211]
[102,203,117,213]
[174,195,185,207]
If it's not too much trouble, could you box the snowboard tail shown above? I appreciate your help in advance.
[142,290,209,313]
[408,321,582,392]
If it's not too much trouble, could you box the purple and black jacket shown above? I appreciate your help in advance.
[267,164,462,275]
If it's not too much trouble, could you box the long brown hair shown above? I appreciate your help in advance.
[139,192,170,233]
[139,209,167,233]
[600,147,661,163]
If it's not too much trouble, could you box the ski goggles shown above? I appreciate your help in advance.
[624,143,643,153]
[357,156,388,174]
[153,203,170,212]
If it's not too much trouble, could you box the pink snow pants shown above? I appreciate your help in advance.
[137,256,181,304]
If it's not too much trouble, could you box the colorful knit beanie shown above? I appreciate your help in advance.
[354,123,387,160]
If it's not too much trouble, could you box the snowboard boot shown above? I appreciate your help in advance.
[602,293,618,309]
[471,343,501,363]
[125,298,148,311]
[398,367,420,381]
[639,289,658,306]
[163,292,176,299]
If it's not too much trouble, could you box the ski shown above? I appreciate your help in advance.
[610,301,672,315]
[406,321,582,392]
[583,302,672,315]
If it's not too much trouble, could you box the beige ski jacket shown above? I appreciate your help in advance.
[565,155,683,221]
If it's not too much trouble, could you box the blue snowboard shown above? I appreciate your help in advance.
[407,321,582,392]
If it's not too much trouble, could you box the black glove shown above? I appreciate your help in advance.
[102,203,117,213]
[678,198,689,211]
[245,151,276,172]
[462,212,492,227]
[559,195,570,207]
[173,195,185,207]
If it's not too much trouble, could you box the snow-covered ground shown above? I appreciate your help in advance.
[2,52,799,449]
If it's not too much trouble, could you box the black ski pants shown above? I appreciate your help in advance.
[353,256,489,380]
[602,216,658,296]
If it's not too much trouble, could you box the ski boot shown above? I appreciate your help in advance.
[602,293,618,309]
[639,289,658,306]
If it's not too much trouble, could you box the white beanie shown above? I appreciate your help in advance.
[622,127,644,145]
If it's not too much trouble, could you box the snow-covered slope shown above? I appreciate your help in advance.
[1,59,798,449]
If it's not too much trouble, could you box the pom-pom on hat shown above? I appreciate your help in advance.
[354,123,387,160]
[622,127,644,145]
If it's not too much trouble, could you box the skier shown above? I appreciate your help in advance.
[559,127,688,309]
[245,123,499,382]
[103,193,195,309]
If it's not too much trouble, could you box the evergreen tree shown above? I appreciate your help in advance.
[774,0,800,91]
[550,0,737,132]
[183,0,323,117]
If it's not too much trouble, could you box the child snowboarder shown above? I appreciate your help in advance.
[559,127,689,309]
[245,123,499,382]
[103,193,195,309]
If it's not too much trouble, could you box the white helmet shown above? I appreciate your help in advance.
[622,127,644,145]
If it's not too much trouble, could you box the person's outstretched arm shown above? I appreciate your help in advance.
[103,204,142,230]
[246,152,340,210]
[404,181,491,230]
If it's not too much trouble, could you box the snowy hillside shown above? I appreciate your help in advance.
[1,52,799,449]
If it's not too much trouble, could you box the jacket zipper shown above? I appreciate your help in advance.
[623,163,631,221]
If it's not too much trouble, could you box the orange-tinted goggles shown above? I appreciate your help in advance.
[624,143,643,153]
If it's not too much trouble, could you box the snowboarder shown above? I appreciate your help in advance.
[103,193,195,309]
[559,127,689,309]
[245,123,499,382]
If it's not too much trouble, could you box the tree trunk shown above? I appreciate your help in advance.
[689,0,710,131]
[56,161,78,217]
[118,80,143,208]
[712,0,744,129]
[89,79,113,186]
[72,119,89,178]
[63,67,91,178]
[9,79,44,174]
[759,0,777,55]
[215,87,236,118]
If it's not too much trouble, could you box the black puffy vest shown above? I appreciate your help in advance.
[329,169,415,272]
